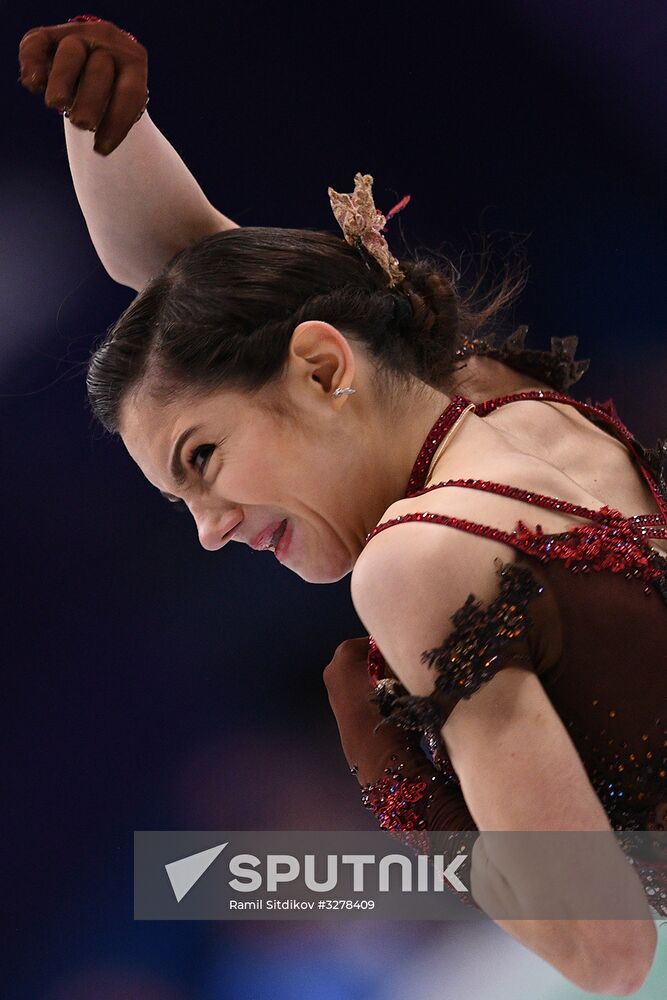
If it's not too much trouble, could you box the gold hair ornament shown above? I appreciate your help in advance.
[327,173,411,288]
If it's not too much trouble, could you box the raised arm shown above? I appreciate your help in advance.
[19,18,239,291]
[63,109,239,290]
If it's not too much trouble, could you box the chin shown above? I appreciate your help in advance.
[278,524,355,583]
[298,567,353,584]
[287,552,354,585]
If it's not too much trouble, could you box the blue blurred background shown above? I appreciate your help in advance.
[3,2,667,997]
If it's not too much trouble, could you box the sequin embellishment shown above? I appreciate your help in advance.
[366,504,667,595]
[360,762,480,908]
[360,763,428,833]
[358,388,667,914]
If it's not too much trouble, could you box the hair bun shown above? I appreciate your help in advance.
[391,260,462,386]
[390,294,414,330]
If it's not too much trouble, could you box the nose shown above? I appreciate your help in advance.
[193,506,243,551]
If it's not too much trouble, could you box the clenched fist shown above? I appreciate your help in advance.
[18,18,149,156]
[323,635,476,834]
[323,637,413,784]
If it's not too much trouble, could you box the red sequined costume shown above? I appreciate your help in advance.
[332,332,667,914]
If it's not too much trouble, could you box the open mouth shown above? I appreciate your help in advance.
[267,519,288,551]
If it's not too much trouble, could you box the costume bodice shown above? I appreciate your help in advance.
[363,388,667,853]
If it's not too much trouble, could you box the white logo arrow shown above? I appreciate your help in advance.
[165,842,228,902]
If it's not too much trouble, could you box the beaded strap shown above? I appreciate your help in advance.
[401,389,667,521]
[409,477,621,523]
[367,509,666,590]
[403,395,472,496]
[407,479,667,541]
[367,389,667,614]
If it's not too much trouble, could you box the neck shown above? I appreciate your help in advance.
[357,356,549,545]
[355,356,526,545]
[357,383,454,541]
[450,353,553,400]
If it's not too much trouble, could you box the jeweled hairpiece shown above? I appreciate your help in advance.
[327,172,411,288]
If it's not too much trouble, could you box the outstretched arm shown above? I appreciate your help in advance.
[19,18,239,291]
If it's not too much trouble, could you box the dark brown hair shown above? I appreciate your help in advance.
[86,226,528,432]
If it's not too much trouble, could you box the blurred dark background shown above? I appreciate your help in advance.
[3,2,666,998]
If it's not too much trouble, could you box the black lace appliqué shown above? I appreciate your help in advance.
[369,562,543,735]
[640,437,667,505]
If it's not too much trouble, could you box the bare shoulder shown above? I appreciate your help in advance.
[351,455,537,606]
[352,491,513,608]
[360,449,600,554]
[351,496,518,696]
[349,450,571,688]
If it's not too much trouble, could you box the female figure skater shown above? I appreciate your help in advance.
[19,17,667,994]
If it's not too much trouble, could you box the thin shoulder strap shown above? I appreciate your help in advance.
[408,477,666,527]
[409,477,611,522]
[365,508,667,581]
[472,389,667,520]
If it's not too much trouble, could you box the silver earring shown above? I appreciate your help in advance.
[332,386,357,398]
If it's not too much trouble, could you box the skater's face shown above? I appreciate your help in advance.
[119,321,389,583]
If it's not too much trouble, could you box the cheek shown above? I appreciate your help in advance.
[228,418,325,503]
[227,436,293,498]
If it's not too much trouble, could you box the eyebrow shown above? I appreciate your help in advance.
[168,425,202,490]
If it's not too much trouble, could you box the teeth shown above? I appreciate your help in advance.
[269,519,287,549]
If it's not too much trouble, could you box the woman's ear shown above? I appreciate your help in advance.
[288,321,356,399]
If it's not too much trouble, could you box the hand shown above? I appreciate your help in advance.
[324,635,476,830]
[18,19,148,156]
[323,637,411,784]
[324,635,481,920]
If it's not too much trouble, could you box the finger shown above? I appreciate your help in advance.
[336,637,371,656]
[18,27,58,92]
[67,48,116,131]
[44,34,88,110]
[324,637,370,680]
[93,61,148,155]
[18,24,93,88]
[327,675,423,782]
[324,657,378,717]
